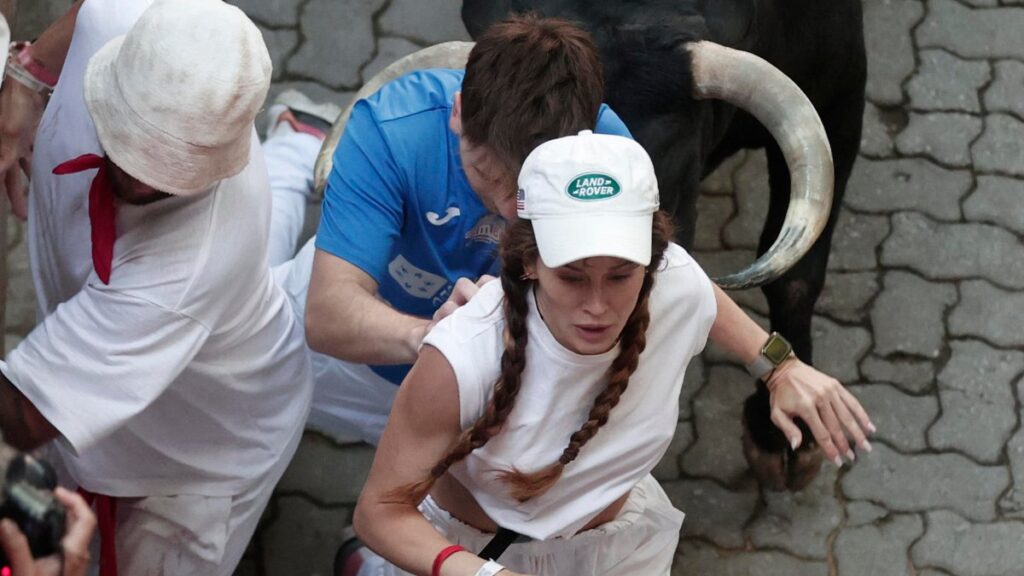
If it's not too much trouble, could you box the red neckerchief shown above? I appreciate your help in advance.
[76,488,118,576]
[52,154,116,284]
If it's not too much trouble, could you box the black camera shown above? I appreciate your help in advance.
[0,454,66,568]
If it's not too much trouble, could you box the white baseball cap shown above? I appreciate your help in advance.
[517,131,660,268]
[84,0,271,196]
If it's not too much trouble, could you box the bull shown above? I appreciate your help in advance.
[315,0,866,490]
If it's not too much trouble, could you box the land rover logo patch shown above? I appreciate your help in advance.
[567,173,620,201]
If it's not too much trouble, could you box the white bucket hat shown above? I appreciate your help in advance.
[517,131,660,267]
[84,0,271,196]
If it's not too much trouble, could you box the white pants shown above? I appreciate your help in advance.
[272,240,398,445]
[112,422,303,575]
[264,128,321,266]
[357,475,684,576]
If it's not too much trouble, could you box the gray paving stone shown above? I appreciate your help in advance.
[692,249,759,282]
[259,26,299,82]
[949,280,1024,347]
[894,112,984,168]
[845,157,971,221]
[681,365,753,484]
[971,113,1024,177]
[860,102,897,157]
[1001,427,1024,517]
[907,49,989,113]
[835,513,924,576]
[827,210,890,272]
[984,60,1024,120]
[870,271,957,359]
[726,286,769,318]
[929,339,1024,463]
[880,212,1024,290]
[258,496,352,576]
[230,0,302,27]
[662,478,759,549]
[675,541,828,576]
[654,421,695,482]
[861,355,936,395]
[863,0,924,104]
[723,150,769,250]
[846,500,890,527]
[911,510,1024,576]
[379,0,471,45]
[810,315,871,383]
[817,271,879,324]
[917,0,1024,60]
[289,0,386,88]
[848,383,939,453]
[275,433,375,505]
[700,151,748,196]
[841,443,1009,522]
[679,355,706,421]
[747,466,842,559]
[693,194,733,251]
[360,36,423,85]
[5,220,35,338]
[963,175,1024,234]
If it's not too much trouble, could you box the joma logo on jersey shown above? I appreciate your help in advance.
[567,173,620,201]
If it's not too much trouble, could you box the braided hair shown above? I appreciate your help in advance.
[393,211,674,503]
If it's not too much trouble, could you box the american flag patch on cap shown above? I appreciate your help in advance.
[516,188,526,211]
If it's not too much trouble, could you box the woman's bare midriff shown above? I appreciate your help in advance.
[430,473,629,536]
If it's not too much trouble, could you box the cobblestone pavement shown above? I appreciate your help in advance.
[6,0,1024,574]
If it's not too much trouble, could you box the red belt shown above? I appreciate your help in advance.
[76,489,118,576]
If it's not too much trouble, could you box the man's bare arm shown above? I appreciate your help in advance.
[305,249,431,365]
[0,375,58,451]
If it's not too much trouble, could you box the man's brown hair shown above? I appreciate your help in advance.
[460,13,605,172]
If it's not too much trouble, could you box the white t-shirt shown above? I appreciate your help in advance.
[422,243,717,540]
[1,0,313,498]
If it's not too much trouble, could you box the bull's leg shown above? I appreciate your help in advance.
[743,89,864,490]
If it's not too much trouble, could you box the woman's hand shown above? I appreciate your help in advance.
[766,357,875,466]
[0,77,47,219]
[0,487,96,576]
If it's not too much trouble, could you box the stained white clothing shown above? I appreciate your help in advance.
[358,475,684,576]
[7,0,312,501]
[422,242,716,541]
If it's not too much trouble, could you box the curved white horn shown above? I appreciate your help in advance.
[689,41,834,289]
[314,41,475,195]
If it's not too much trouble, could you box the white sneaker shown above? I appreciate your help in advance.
[265,89,342,140]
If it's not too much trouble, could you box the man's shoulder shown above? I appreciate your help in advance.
[363,68,464,124]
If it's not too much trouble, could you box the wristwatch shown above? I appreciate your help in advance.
[745,331,793,381]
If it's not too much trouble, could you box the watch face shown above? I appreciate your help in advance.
[763,334,792,365]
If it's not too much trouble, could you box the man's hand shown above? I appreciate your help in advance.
[0,487,96,576]
[429,274,496,330]
[0,78,46,219]
[766,357,875,466]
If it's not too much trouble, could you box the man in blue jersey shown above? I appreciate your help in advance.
[276,15,633,445]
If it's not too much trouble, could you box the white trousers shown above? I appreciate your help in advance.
[264,128,321,266]
[272,240,398,446]
[357,475,684,576]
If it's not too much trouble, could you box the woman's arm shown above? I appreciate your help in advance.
[707,284,874,465]
[354,345,527,576]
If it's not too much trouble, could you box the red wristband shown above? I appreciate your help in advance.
[432,544,466,576]
[13,42,59,87]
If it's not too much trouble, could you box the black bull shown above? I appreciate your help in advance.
[464,0,867,489]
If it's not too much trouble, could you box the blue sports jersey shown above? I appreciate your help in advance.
[317,69,632,384]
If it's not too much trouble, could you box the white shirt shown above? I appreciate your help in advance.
[422,243,717,540]
[2,0,313,497]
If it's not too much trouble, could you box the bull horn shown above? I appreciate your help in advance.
[688,41,833,290]
[313,41,476,196]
